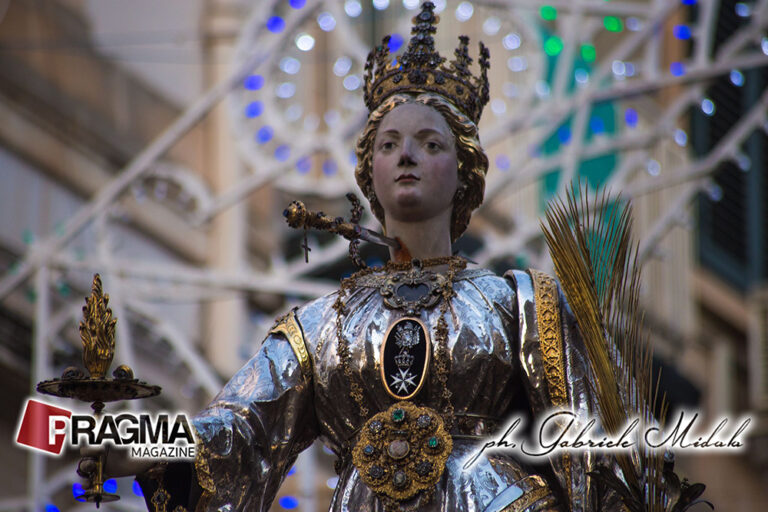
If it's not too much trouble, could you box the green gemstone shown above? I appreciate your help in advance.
[427,436,439,449]
[392,408,405,422]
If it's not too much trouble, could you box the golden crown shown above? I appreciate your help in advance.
[363,1,490,124]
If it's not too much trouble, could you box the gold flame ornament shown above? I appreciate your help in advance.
[79,274,116,379]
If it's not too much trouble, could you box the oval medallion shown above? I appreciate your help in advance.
[380,318,430,400]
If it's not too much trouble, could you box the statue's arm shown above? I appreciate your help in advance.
[136,309,317,512]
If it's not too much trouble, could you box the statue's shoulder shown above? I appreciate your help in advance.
[502,268,560,302]
[269,290,341,379]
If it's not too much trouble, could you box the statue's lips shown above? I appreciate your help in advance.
[395,174,420,182]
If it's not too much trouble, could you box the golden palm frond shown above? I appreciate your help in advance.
[541,182,668,510]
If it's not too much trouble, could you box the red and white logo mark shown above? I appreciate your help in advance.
[15,399,72,455]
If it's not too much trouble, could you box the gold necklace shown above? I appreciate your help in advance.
[334,256,466,511]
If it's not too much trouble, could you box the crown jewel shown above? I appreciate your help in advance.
[363,1,490,124]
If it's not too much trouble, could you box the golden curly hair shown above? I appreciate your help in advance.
[354,93,488,243]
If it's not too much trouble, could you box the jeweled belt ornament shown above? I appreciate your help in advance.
[352,402,452,505]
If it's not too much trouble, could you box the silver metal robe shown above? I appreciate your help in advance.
[156,268,610,512]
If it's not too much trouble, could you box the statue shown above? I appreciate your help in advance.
[97,3,707,511]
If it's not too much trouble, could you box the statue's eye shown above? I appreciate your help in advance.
[426,141,441,151]
[380,141,396,151]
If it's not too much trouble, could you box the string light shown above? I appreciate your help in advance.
[496,155,511,171]
[674,25,691,40]
[574,68,589,86]
[244,75,264,90]
[735,3,751,17]
[388,33,404,52]
[482,17,501,36]
[279,496,300,510]
[343,75,361,90]
[580,43,596,62]
[279,57,301,75]
[323,159,338,176]
[540,6,557,21]
[730,69,744,86]
[257,126,274,144]
[372,0,390,11]
[132,481,144,497]
[455,2,474,22]
[490,98,507,116]
[334,56,352,76]
[507,56,527,72]
[625,108,639,127]
[295,33,315,51]
[544,36,564,57]
[603,16,623,32]
[502,33,521,50]
[735,152,751,171]
[276,82,296,98]
[73,483,86,501]
[344,0,362,17]
[275,145,291,161]
[323,110,339,127]
[296,157,311,174]
[266,16,285,33]
[289,0,306,8]
[535,81,551,98]
[701,98,715,116]
[285,104,302,121]
[706,182,723,201]
[626,17,642,31]
[646,159,661,176]
[318,12,336,31]
[403,0,420,9]
[674,129,688,147]
[590,116,605,134]
[670,62,685,76]
[104,479,118,494]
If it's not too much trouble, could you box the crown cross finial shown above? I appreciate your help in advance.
[363,1,490,124]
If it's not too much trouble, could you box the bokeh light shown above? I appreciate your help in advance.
[603,16,624,32]
[266,16,285,33]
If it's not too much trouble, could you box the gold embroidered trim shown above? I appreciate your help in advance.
[269,309,312,378]
[528,269,571,507]
[528,270,567,406]
[494,475,557,511]
[499,486,556,512]
[193,433,216,511]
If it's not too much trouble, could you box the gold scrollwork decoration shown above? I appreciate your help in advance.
[79,274,116,379]
[269,309,312,379]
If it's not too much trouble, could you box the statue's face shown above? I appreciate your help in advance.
[372,102,459,225]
